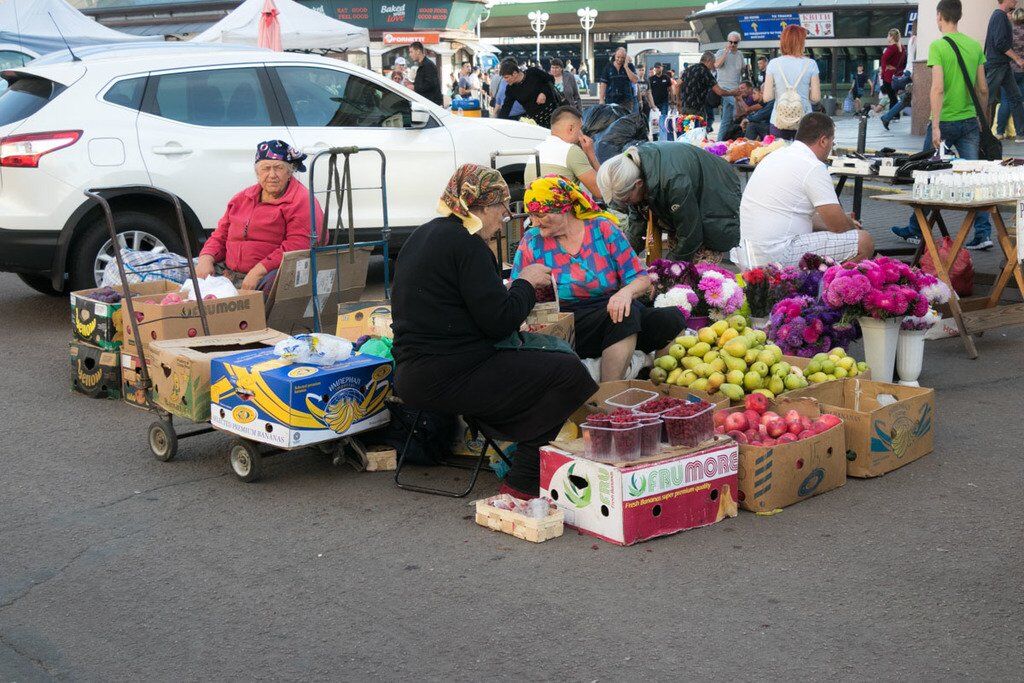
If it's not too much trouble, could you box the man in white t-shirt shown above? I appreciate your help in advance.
[739,113,873,267]
[524,106,603,198]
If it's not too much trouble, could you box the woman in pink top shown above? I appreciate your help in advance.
[197,140,324,297]
[878,28,907,111]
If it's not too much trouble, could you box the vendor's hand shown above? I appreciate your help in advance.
[607,290,633,324]
[195,255,216,279]
[517,263,552,289]
[240,265,267,292]
[848,212,862,229]
[536,92,547,105]
[579,133,595,154]
[931,126,942,151]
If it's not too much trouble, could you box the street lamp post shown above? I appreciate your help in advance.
[528,10,549,63]
[476,1,493,67]
[577,7,598,78]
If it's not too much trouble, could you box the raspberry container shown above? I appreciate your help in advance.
[637,416,664,457]
[662,402,715,448]
[582,423,641,462]
[604,388,659,411]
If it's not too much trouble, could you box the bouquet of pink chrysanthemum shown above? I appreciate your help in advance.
[821,256,938,321]
[695,263,745,320]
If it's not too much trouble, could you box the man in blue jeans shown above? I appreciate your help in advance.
[985,0,1024,138]
[892,0,994,250]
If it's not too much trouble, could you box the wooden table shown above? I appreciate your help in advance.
[874,193,1024,359]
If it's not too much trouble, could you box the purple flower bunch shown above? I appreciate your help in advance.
[821,256,943,321]
[647,259,699,296]
[647,259,745,318]
[767,295,859,357]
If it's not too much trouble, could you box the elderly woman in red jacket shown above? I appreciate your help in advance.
[196,140,324,296]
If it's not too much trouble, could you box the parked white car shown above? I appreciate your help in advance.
[0,43,546,293]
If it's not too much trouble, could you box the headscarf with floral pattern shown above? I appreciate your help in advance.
[437,164,510,234]
[524,175,618,224]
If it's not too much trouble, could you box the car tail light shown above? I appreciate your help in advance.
[0,130,82,168]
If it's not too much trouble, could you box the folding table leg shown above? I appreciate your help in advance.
[915,206,978,359]
[989,208,1024,307]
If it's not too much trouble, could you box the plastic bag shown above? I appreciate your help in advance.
[843,93,854,113]
[359,337,393,361]
[273,333,354,366]
[593,114,649,162]
[581,103,630,137]
[179,275,238,301]
[101,249,191,286]
[678,126,707,146]
[921,237,974,297]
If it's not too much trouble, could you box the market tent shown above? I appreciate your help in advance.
[0,0,156,55]
[191,0,369,52]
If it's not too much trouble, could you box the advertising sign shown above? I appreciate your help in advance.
[738,13,799,41]
[799,12,834,38]
[414,0,450,29]
[382,31,439,44]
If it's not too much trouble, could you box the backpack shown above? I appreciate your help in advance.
[774,59,811,130]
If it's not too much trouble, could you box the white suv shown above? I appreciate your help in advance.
[0,43,546,293]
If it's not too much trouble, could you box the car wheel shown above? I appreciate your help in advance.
[68,210,184,291]
[17,273,62,296]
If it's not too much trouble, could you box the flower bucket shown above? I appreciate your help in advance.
[896,328,927,387]
[859,317,900,383]
[687,315,711,331]
[749,316,769,330]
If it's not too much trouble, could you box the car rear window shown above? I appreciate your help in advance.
[104,76,146,110]
[0,75,64,126]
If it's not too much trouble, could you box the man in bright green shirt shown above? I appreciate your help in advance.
[891,0,994,249]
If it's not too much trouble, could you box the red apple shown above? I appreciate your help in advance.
[760,411,780,427]
[788,421,803,436]
[724,412,749,432]
[714,425,726,434]
[777,433,797,444]
[765,416,787,438]
[726,430,748,444]
[800,416,813,432]
[762,438,777,447]
[743,409,761,428]
[797,429,815,440]
[744,429,760,443]
[784,410,803,431]
[818,414,842,430]
[745,393,770,414]
[714,410,729,428]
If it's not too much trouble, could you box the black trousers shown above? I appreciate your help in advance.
[569,298,688,359]
[395,348,597,494]
[881,81,898,110]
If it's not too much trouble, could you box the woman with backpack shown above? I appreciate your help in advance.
[762,25,821,141]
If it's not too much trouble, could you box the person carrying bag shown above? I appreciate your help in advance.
[944,35,1002,161]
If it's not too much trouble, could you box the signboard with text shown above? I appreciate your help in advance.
[799,12,834,38]
[302,0,478,31]
[737,13,799,41]
[382,31,439,44]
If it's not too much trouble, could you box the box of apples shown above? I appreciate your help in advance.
[715,393,847,512]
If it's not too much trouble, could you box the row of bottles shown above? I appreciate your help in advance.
[912,169,1024,203]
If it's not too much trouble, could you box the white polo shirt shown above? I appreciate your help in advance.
[740,141,839,261]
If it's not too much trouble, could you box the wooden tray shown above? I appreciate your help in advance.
[474,497,564,543]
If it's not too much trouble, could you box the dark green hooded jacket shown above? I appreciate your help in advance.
[625,142,741,261]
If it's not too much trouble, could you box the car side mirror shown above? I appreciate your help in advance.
[410,104,431,128]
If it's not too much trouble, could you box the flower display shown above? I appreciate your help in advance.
[676,114,707,134]
[820,256,940,321]
[647,259,746,320]
[766,295,860,357]
[901,307,943,331]
[653,285,699,316]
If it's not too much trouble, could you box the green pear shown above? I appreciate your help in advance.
[649,367,668,385]
[677,335,698,349]
[656,355,678,371]
[743,371,763,391]
[668,344,687,360]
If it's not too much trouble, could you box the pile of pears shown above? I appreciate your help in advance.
[650,316,843,402]
[803,348,869,383]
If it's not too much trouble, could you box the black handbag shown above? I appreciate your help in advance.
[944,36,1002,161]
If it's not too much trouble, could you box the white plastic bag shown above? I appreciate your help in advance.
[273,334,354,366]
[179,275,238,301]
[679,126,707,146]
[101,248,191,286]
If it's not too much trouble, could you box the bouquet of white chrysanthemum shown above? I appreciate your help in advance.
[653,284,699,316]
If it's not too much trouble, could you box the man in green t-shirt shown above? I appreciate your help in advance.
[525,106,604,199]
[892,0,994,249]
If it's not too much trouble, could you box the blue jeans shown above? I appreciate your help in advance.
[986,61,1024,136]
[657,105,670,139]
[902,119,991,238]
[997,71,1024,135]
[881,93,910,124]
[721,98,736,133]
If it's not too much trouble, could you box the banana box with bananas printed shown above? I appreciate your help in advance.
[70,341,122,400]
[69,282,168,350]
[540,440,739,546]
[789,380,934,478]
[209,348,392,448]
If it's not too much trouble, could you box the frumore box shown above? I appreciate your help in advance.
[209,348,393,448]
[789,379,934,478]
[540,440,739,546]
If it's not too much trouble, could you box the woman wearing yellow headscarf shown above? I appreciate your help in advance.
[512,175,687,381]
[391,164,597,498]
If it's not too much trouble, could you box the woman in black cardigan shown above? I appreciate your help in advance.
[391,164,597,497]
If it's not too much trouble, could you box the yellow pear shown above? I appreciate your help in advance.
[711,320,730,337]
[697,327,717,345]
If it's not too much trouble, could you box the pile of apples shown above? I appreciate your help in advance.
[713,393,842,447]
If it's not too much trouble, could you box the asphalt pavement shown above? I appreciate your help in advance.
[2,198,1024,679]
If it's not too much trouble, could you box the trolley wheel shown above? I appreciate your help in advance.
[148,420,178,462]
[229,439,264,483]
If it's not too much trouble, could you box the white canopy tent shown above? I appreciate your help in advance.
[0,0,155,56]
[191,0,369,52]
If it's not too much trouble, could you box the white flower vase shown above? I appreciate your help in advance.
[858,317,900,384]
[896,328,927,387]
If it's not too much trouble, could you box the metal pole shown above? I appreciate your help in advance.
[853,112,868,218]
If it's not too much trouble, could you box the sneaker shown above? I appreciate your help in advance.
[881,117,891,131]
[891,225,921,243]
[965,236,994,250]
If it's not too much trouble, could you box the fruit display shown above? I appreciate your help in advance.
[649,315,806,401]
[85,286,123,304]
[802,348,869,383]
[662,400,715,448]
[583,411,642,461]
[713,394,842,447]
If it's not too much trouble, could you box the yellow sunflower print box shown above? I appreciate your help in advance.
[210,348,392,448]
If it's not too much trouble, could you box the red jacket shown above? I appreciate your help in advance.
[880,44,907,84]
[201,178,325,273]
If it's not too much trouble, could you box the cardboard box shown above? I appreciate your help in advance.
[69,281,169,350]
[268,247,371,335]
[787,379,935,478]
[210,348,393,448]
[722,397,847,512]
[540,440,739,545]
[525,303,574,347]
[121,352,153,409]
[335,301,393,340]
[70,341,121,400]
[148,330,290,422]
[570,379,730,426]
[122,281,266,357]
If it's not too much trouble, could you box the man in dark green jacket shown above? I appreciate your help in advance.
[596,142,741,261]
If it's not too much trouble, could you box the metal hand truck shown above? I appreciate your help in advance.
[83,188,215,463]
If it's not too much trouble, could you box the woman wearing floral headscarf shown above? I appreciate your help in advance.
[197,140,324,296]
[391,164,597,499]
[512,175,687,381]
